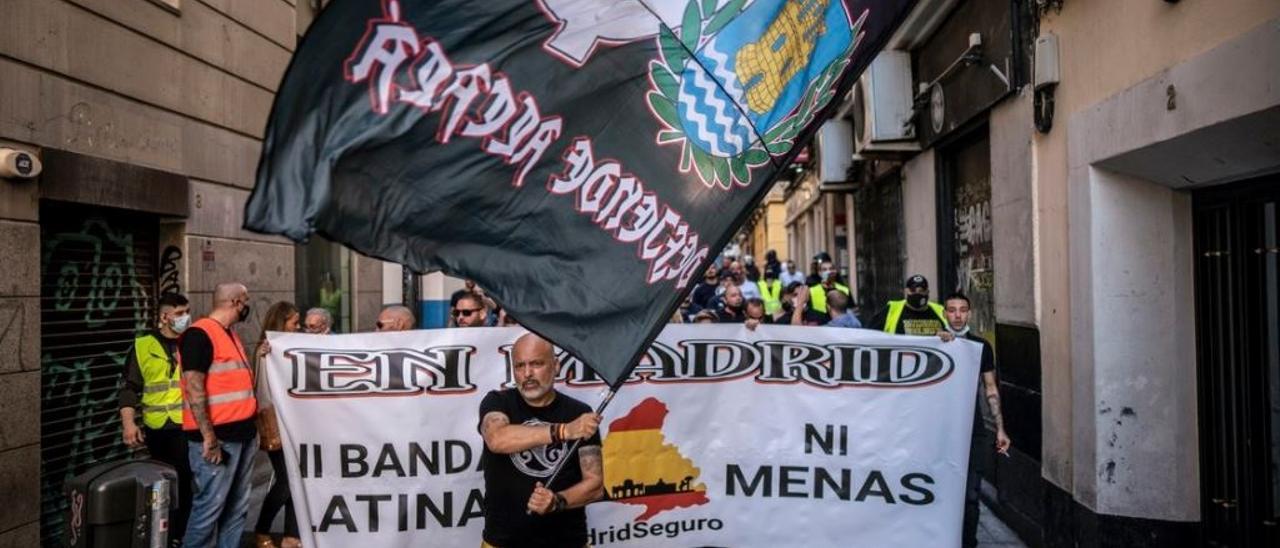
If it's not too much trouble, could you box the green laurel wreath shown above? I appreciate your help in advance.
[645,0,859,190]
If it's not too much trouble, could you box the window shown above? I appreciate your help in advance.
[295,236,354,333]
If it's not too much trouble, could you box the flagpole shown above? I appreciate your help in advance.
[526,383,620,515]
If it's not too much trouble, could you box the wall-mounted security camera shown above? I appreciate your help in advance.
[1033,33,1060,134]
[0,148,41,179]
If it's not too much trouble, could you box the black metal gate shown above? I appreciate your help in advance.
[854,169,905,313]
[39,202,157,546]
[1195,177,1280,548]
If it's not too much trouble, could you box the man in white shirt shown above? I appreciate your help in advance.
[779,260,806,287]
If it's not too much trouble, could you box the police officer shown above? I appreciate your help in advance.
[118,293,193,543]
[869,274,949,336]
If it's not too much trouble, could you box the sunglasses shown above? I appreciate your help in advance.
[453,307,483,317]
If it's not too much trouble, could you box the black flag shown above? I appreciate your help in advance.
[245,0,915,385]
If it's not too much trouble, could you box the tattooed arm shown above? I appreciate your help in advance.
[983,371,1011,455]
[480,411,549,455]
[481,410,601,455]
[182,370,222,464]
[527,444,604,515]
[563,445,605,508]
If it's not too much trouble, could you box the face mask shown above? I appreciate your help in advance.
[906,293,928,309]
[170,314,192,334]
[820,270,834,282]
[237,303,252,323]
[948,325,971,337]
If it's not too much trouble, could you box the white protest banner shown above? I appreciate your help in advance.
[264,325,981,547]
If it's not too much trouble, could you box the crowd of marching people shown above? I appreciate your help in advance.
[119,251,1005,548]
[676,248,862,330]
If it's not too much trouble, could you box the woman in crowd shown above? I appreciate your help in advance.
[254,301,302,548]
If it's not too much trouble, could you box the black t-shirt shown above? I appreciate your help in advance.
[773,303,793,325]
[868,304,946,335]
[478,389,600,548]
[799,306,829,326]
[963,332,997,432]
[688,282,718,312]
[965,332,996,375]
[179,325,257,443]
[716,304,745,323]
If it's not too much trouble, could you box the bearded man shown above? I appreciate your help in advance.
[478,333,603,547]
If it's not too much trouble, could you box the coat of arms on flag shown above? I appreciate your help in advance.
[245,0,913,386]
[646,0,867,189]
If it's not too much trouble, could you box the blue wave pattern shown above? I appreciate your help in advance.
[676,0,854,158]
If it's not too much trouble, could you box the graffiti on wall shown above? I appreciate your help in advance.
[954,199,995,295]
[159,245,183,296]
[39,215,155,546]
[948,134,996,346]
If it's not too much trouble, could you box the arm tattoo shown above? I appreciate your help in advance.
[480,411,510,437]
[982,372,1006,431]
[986,393,1005,430]
[182,371,215,438]
[578,445,603,478]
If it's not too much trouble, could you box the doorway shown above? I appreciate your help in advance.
[1195,176,1280,547]
[39,202,159,545]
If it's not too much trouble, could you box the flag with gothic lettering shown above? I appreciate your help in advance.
[244,0,915,385]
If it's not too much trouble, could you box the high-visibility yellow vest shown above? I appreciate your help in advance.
[135,334,183,429]
[808,283,850,313]
[758,279,783,314]
[883,300,947,334]
[180,318,256,430]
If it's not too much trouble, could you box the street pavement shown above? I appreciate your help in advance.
[978,501,1028,547]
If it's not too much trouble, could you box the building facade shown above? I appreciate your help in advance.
[739,184,790,268]
[0,1,391,544]
[1037,2,1280,546]
[775,0,1280,546]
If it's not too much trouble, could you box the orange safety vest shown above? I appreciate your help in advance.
[180,317,256,431]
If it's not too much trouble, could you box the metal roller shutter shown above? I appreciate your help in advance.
[39,203,157,547]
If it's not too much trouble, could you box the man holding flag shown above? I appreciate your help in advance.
[478,333,603,547]
[243,0,920,543]
[244,0,916,387]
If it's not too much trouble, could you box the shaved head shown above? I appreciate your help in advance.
[211,282,245,312]
[511,333,558,403]
[513,333,555,362]
[213,283,247,307]
[376,304,416,332]
[207,282,250,326]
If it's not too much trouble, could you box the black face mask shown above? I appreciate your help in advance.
[906,293,928,310]
[237,303,252,323]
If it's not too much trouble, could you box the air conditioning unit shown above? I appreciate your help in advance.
[852,51,919,157]
[816,119,853,184]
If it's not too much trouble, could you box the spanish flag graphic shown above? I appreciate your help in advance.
[602,397,710,520]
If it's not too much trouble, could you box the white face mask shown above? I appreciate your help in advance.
[170,314,192,334]
[947,324,970,337]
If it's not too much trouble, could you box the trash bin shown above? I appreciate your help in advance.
[64,459,178,548]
